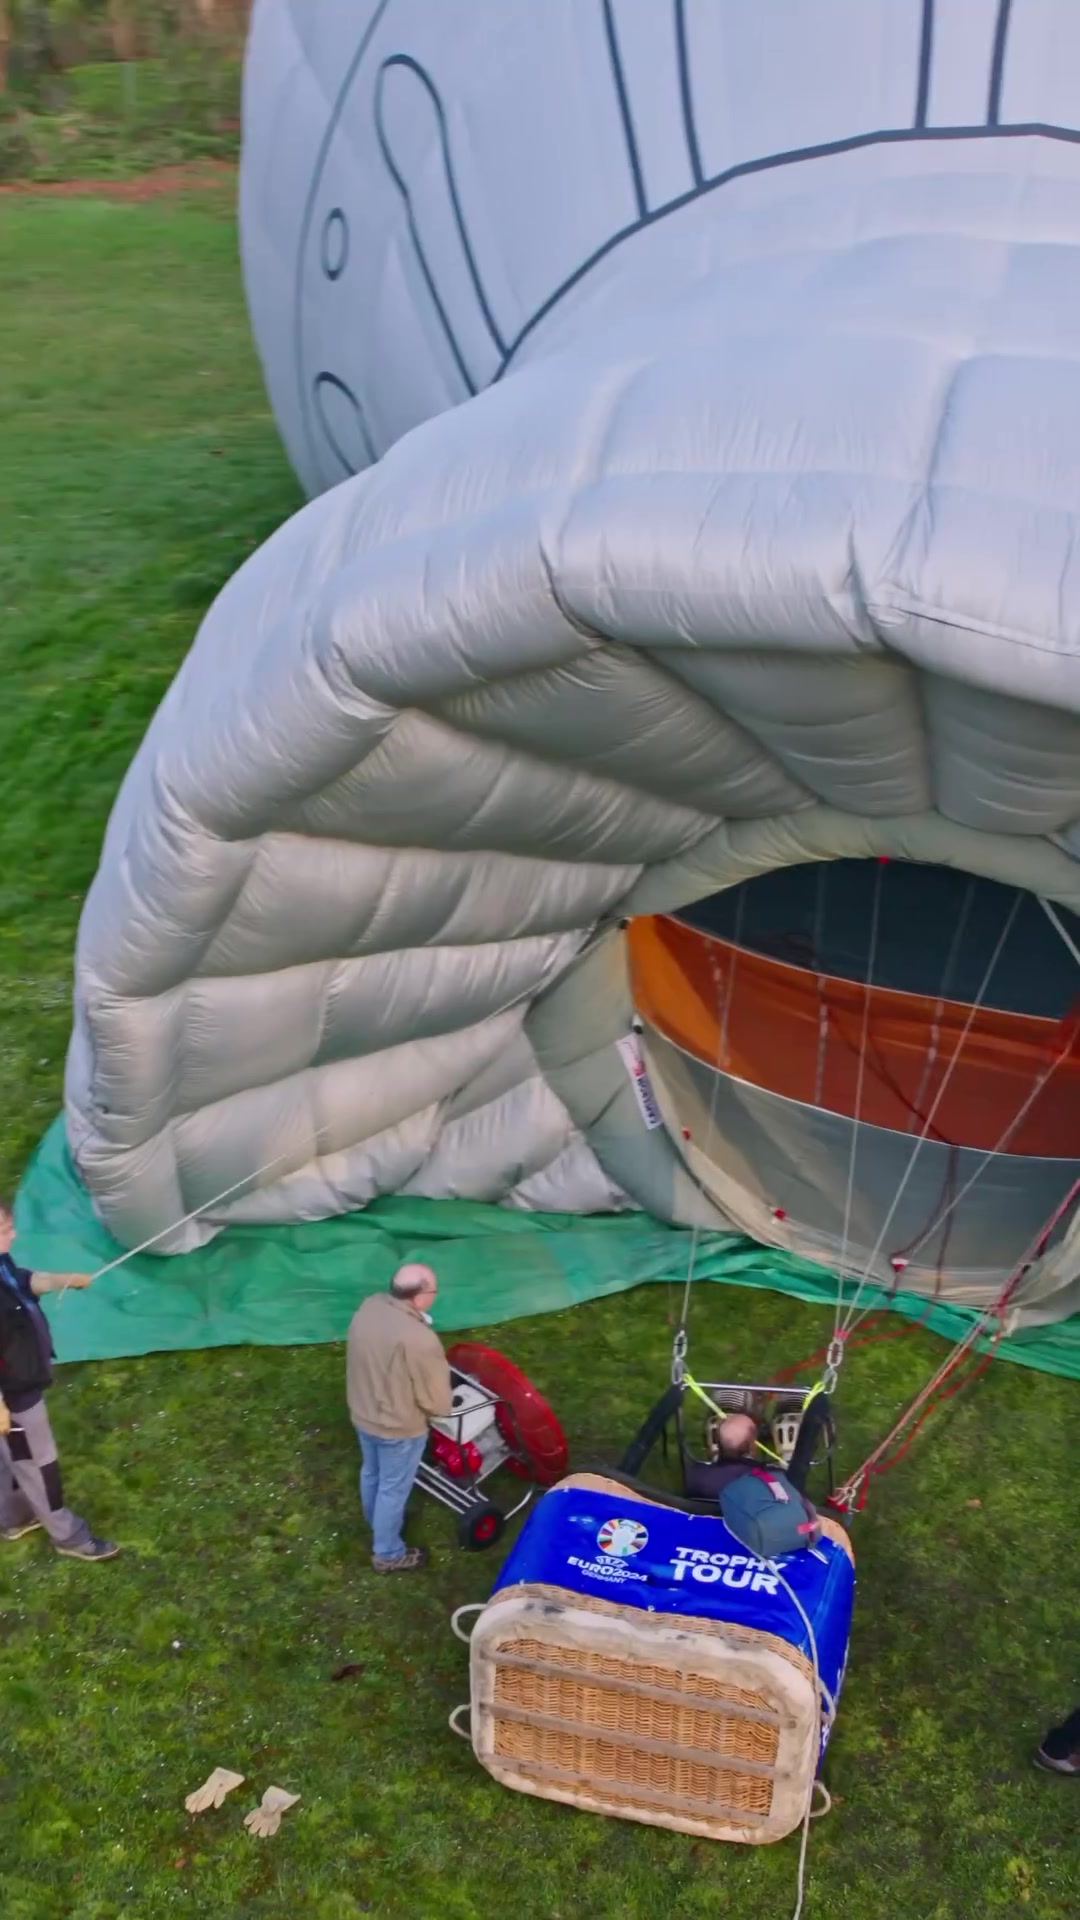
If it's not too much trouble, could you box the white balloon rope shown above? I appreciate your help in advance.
[821,860,884,1391]
[811,865,829,1108]
[881,1025,1076,1271]
[672,892,744,1383]
[837,888,1022,1341]
[904,875,974,1133]
[834,1166,1080,1511]
[722,1522,834,1920]
[447,1545,835,1920]
[835,1026,1075,1384]
[1037,895,1080,972]
[52,1147,301,1302]
[51,918,621,1302]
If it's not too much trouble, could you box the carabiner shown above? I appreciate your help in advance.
[820,1335,845,1396]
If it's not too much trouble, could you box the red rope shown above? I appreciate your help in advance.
[835,1326,1001,1512]
[710,907,1080,1507]
[769,1310,923,1390]
[832,1171,1080,1513]
[850,1344,998,1501]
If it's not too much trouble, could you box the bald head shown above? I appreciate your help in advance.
[390,1262,437,1307]
[717,1413,758,1460]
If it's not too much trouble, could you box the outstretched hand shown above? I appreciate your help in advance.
[33,1272,93,1296]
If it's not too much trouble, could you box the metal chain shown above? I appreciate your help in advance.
[820,1336,845,1396]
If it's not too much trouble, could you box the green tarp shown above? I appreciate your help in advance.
[14,1117,1080,1378]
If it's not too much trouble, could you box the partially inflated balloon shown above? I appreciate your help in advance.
[68,1,1080,1323]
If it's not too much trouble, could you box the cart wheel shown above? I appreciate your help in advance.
[457,1501,505,1552]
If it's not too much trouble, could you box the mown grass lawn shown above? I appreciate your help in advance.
[0,185,1077,1920]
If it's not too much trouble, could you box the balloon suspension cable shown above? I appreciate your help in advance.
[833,1168,1080,1513]
[830,858,885,1363]
[881,1020,1077,1275]
[1038,895,1080,972]
[807,883,1076,1504]
[53,1148,302,1301]
[719,1520,832,1920]
[837,887,1022,1343]
[673,896,744,1380]
[905,876,975,1137]
[787,888,1076,1437]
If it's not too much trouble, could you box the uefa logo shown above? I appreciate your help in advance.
[597,1517,648,1558]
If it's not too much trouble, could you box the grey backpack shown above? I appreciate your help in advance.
[719,1467,814,1559]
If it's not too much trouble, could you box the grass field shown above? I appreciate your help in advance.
[0,184,1078,1920]
[0,58,241,183]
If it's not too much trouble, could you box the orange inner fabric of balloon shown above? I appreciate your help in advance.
[627,914,1080,1157]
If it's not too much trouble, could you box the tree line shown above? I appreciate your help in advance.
[0,1,251,94]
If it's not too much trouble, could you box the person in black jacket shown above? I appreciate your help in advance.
[710,1412,824,1557]
[0,1202,118,1561]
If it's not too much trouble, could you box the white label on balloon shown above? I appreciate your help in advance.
[616,1034,663,1131]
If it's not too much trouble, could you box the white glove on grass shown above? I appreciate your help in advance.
[244,1786,301,1838]
[185,1768,245,1814]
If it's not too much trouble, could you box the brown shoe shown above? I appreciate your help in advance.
[372,1546,429,1573]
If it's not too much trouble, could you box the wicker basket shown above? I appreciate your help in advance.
[467,1473,850,1844]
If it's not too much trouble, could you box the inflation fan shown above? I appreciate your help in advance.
[416,1342,569,1550]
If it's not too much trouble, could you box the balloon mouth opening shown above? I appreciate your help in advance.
[626,859,1080,1287]
[674,858,1080,1022]
[628,857,1080,1161]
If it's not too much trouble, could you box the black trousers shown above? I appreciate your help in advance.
[1042,1707,1080,1759]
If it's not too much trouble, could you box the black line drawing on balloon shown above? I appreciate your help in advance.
[987,0,1014,127]
[312,371,378,478]
[321,207,349,282]
[674,0,705,188]
[374,52,506,400]
[293,0,1076,485]
[292,0,394,488]
[600,0,647,218]
[497,119,1080,379]
[915,0,935,129]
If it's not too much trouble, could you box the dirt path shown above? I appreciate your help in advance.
[0,158,236,200]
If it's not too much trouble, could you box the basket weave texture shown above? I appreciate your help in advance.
[468,1472,851,1843]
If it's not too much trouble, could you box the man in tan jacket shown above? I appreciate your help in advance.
[346,1262,452,1572]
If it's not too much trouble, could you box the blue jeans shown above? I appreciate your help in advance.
[356,1430,427,1561]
